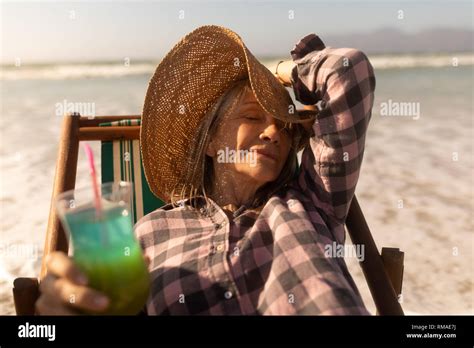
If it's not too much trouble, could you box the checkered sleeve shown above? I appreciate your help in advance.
[290,34,376,226]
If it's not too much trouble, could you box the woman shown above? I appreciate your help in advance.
[37,25,375,315]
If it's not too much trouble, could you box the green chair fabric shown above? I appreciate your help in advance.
[99,119,165,224]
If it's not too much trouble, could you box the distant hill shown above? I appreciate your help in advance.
[323,28,473,54]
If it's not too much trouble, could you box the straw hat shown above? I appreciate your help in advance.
[140,25,315,202]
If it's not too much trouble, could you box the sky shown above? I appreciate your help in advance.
[0,0,473,63]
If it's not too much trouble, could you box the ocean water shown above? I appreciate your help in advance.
[0,55,472,314]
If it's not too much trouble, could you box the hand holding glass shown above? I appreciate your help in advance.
[55,181,149,315]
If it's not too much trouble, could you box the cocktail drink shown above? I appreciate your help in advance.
[56,181,149,315]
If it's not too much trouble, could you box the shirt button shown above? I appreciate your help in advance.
[216,244,225,252]
[224,290,233,300]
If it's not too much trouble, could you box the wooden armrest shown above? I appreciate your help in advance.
[381,247,404,301]
[13,277,40,315]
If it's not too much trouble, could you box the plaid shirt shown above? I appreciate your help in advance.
[134,34,375,315]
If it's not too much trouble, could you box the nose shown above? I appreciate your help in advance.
[259,115,284,144]
[259,123,280,144]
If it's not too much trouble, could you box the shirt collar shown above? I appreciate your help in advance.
[177,195,263,219]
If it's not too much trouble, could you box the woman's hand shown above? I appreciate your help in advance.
[36,251,152,315]
[36,251,110,315]
[273,60,316,133]
[273,60,296,87]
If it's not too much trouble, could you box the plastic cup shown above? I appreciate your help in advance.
[55,181,149,315]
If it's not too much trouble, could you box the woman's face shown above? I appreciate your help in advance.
[206,88,292,187]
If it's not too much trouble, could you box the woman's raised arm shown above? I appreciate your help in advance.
[288,34,376,230]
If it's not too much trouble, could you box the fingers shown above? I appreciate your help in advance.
[35,293,79,316]
[143,254,151,267]
[274,60,295,86]
[45,251,88,285]
[39,252,110,315]
[37,275,80,315]
[39,274,109,313]
[273,72,287,86]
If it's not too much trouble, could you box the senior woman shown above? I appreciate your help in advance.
[37,25,375,315]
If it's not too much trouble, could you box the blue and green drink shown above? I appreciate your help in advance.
[56,181,150,315]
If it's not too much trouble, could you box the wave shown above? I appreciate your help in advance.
[0,62,157,80]
[266,53,474,70]
[1,53,473,80]
[368,53,473,69]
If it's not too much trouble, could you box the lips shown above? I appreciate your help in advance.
[252,148,278,161]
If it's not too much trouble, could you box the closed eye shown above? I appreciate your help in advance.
[243,115,261,120]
